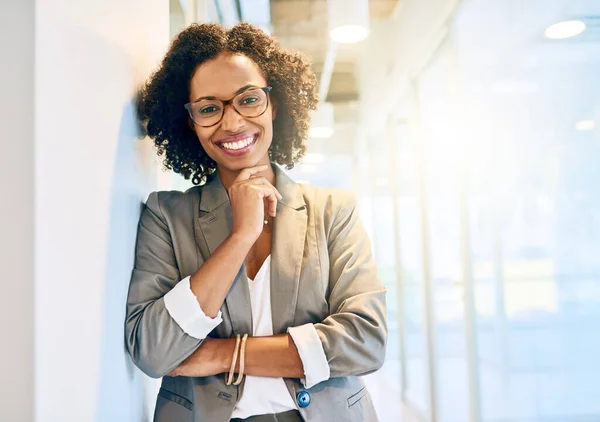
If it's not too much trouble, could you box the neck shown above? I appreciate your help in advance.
[218,157,276,191]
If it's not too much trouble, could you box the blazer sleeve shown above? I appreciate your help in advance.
[313,192,388,378]
[124,191,203,378]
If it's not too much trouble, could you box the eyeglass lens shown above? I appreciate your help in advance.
[189,88,269,126]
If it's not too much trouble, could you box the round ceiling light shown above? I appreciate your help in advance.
[328,0,369,44]
[330,25,369,43]
[544,20,586,39]
[574,120,595,131]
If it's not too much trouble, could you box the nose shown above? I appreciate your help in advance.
[220,103,245,132]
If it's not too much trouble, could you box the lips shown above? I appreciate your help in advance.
[214,132,259,156]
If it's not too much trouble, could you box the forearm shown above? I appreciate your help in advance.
[239,334,305,378]
[190,232,254,317]
[173,334,305,379]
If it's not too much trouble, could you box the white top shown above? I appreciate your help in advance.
[163,255,331,419]
[231,255,297,417]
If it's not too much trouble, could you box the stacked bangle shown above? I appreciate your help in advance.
[225,334,241,386]
[226,333,249,386]
[233,334,249,386]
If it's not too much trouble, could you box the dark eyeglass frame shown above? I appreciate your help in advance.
[184,86,273,128]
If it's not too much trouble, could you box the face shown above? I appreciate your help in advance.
[188,53,276,173]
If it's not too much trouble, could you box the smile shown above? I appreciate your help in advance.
[215,133,258,156]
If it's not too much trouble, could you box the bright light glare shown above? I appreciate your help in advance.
[330,25,368,43]
[575,120,595,131]
[375,177,389,187]
[299,164,319,173]
[301,153,325,164]
[544,20,586,39]
[309,127,334,138]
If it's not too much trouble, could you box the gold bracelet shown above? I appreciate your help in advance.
[226,334,241,386]
[233,333,249,386]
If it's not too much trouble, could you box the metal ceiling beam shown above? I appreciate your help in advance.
[318,41,338,103]
[234,0,243,20]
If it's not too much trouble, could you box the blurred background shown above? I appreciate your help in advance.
[3,0,600,421]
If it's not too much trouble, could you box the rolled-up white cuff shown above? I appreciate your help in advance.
[164,276,222,339]
[288,323,330,388]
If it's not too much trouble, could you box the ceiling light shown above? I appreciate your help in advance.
[328,0,369,44]
[330,25,369,44]
[544,20,586,40]
[575,120,595,131]
[309,102,335,138]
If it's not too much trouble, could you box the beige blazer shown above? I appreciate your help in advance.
[125,164,387,422]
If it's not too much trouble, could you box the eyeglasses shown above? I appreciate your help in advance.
[184,86,273,128]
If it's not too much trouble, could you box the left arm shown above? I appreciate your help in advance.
[312,192,388,377]
[169,334,304,378]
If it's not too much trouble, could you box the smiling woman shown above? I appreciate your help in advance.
[186,53,276,172]
[137,23,317,186]
[127,22,387,422]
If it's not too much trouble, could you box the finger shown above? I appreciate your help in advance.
[254,186,279,217]
[267,193,277,217]
[234,165,269,182]
[265,190,278,217]
[241,177,283,200]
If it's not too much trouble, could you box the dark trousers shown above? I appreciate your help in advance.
[231,409,304,422]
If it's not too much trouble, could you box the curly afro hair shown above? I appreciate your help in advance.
[137,22,319,185]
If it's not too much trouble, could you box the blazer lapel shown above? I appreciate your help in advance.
[271,166,307,335]
[195,172,252,336]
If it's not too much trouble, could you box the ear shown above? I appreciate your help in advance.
[271,97,278,120]
[187,117,195,131]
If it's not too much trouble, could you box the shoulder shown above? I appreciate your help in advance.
[144,185,202,219]
[298,183,358,225]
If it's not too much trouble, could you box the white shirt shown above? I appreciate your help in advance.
[163,255,330,418]
[231,255,296,417]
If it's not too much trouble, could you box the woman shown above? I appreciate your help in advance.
[125,22,387,422]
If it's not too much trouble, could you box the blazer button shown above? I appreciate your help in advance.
[296,391,311,408]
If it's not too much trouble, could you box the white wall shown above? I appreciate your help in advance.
[0,0,35,420]
[35,1,169,420]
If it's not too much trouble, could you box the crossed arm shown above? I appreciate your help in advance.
[124,191,386,382]
[167,334,304,378]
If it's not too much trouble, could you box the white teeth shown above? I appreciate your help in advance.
[222,136,254,150]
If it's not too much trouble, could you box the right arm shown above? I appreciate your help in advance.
[125,165,280,378]
[124,192,252,378]
[188,165,281,317]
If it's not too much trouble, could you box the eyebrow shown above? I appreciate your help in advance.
[191,84,258,103]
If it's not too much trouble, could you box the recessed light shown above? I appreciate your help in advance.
[329,25,369,43]
[328,0,370,44]
[575,120,595,131]
[544,20,586,40]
